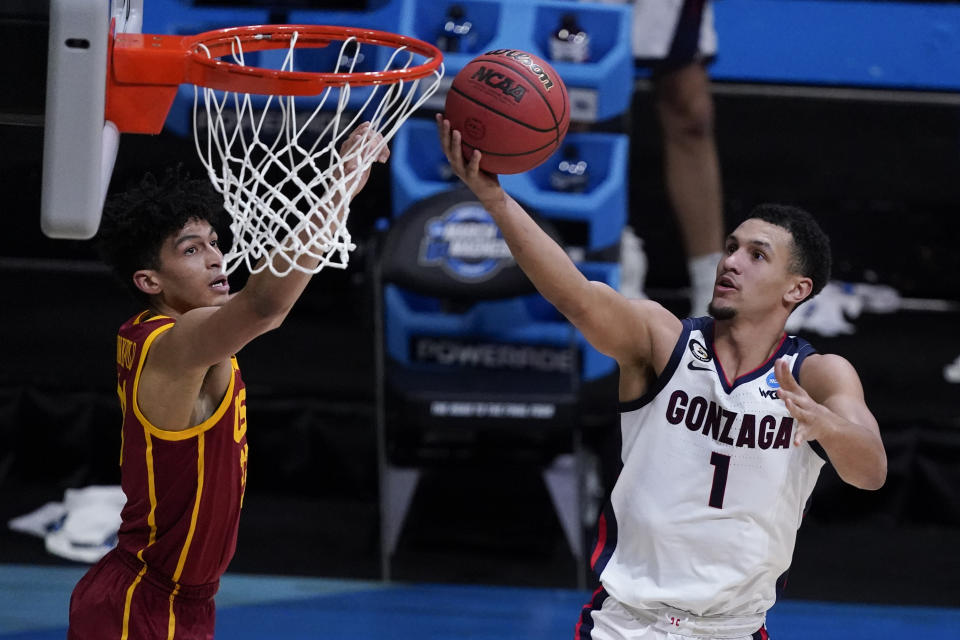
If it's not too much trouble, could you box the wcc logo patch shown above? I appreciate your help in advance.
[419,202,513,282]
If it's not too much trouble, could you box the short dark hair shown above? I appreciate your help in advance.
[746,203,831,305]
[96,169,225,305]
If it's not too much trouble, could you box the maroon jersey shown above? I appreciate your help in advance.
[115,311,248,586]
[69,311,248,639]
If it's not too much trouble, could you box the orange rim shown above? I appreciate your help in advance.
[184,24,444,93]
[107,24,444,133]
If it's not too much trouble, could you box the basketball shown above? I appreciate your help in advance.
[444,49,570,175]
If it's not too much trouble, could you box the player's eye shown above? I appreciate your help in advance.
[184,246,197,255]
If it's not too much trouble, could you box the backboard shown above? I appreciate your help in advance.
[41,0,142,239]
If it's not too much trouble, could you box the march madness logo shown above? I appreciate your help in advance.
[419,203,513,282]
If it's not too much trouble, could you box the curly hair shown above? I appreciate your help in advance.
[96,169,225,305]
[746,203,831,305]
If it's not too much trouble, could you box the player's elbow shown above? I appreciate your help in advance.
[243,298,293,336]
[862,458,887,491]
[845,456,887,491]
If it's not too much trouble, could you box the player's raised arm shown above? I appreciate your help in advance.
[436,115,679,372]
[776,355,887,490]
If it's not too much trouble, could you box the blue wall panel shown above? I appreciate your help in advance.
[711,0,960,90]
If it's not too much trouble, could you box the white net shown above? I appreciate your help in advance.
[192,32,443,276]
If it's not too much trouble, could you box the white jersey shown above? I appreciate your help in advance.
[593,317,825,621]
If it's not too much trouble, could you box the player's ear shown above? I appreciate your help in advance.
[784,276,813,306]
[133,269,162,296]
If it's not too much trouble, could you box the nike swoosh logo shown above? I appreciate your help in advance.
[687,362,712,371]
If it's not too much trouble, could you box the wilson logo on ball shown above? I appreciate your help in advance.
[470,66,527,103]
[486,49,555,91]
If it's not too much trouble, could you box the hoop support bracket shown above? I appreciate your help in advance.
[106,33,187,133]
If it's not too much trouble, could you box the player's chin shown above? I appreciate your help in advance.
[708,300,737,320]
[202,287,231,307]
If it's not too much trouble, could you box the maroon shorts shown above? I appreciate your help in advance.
[68,548,219,640]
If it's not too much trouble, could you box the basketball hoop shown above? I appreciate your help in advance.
[107,25,444,276]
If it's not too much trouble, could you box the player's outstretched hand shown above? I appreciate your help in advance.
[340,122,390,197]
[436,114,502,202]
[775,357,836,447]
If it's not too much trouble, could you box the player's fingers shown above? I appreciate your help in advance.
[793,422,807,446]
[468,149,483,174]
[449,131,467,170]
[436,115,452,155]
[783,394,806,421]
[435,113,447,146]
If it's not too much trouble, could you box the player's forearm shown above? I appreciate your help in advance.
[237,179,357,320]
[480,188,591,318]
[238,267,312,324]
[815,415,887,490]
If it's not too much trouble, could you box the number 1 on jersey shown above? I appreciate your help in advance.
[709,452,730,509]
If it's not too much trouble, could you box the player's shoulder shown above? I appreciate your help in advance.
[627,298,684,347]
[798,352,861,391]
[119,310,174,335]
[628,298,683,328]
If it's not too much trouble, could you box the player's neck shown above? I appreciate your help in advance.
[712,315,787,380]
[149,297,186,319]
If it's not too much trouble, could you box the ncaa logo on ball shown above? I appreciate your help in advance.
[469,66,528,103]
[464,117,486,141]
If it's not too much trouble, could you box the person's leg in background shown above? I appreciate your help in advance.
[654,60,724,317]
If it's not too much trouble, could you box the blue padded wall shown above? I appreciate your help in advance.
[710,0,960,90]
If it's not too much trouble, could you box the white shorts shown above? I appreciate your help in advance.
[587,0,718,68]
[576,589,770,640]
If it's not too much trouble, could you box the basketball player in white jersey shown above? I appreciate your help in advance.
[436,116,887,640]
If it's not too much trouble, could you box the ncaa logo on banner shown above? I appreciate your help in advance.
[419,203,514,282]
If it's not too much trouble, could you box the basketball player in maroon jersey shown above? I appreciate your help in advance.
[67,124,387,640]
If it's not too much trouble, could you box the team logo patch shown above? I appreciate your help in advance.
[766,371,780,389]
[419,202,513,282]
[688,339,711,362]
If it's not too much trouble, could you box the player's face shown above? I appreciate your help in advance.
[708,219,797,320]
[152,219,230,313]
